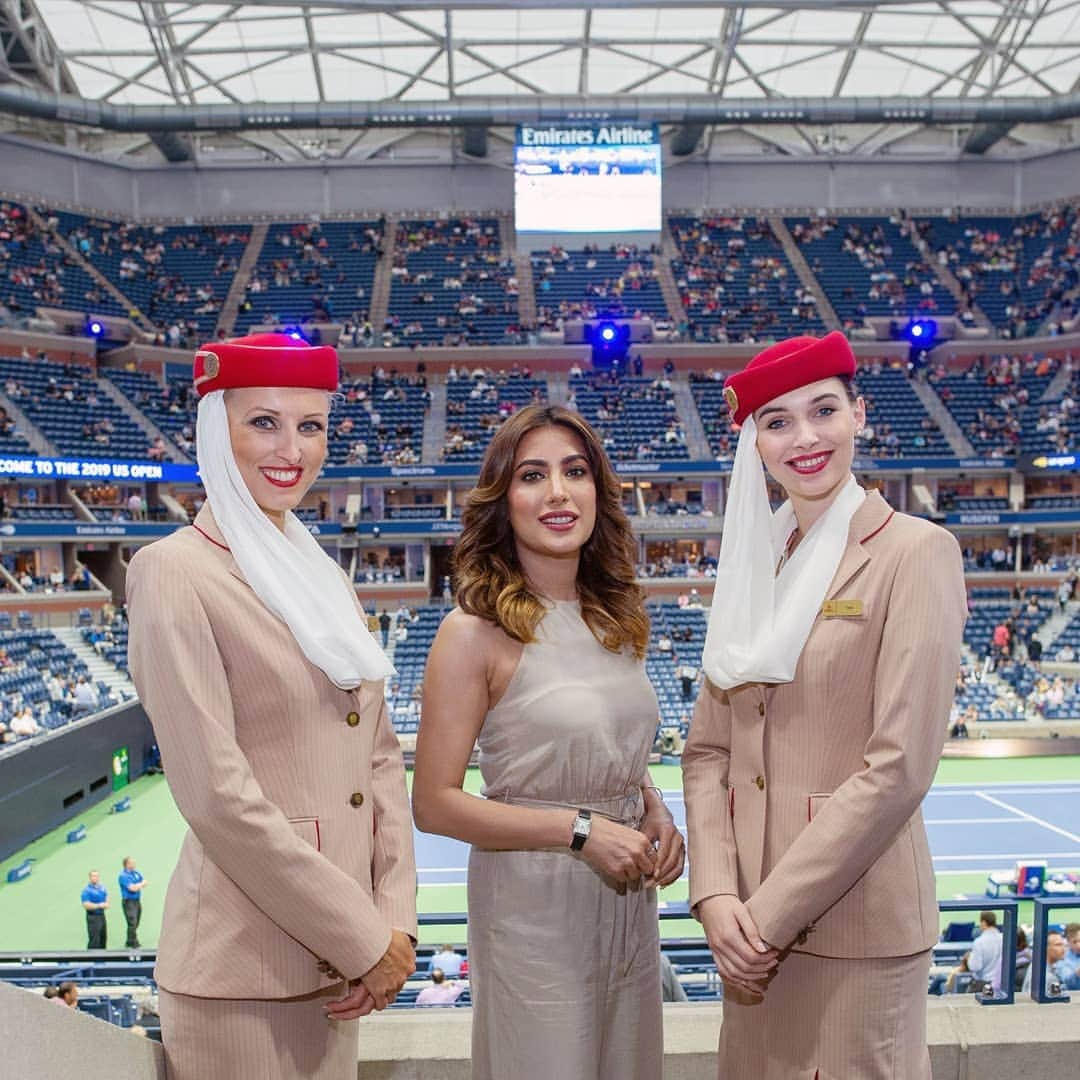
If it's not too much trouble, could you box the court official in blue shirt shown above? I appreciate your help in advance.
[118,856,148,949]
[81,870,108,949]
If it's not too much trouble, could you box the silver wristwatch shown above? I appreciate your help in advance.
[570,809,592,851]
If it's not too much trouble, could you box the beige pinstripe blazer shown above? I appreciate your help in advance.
[682,490,966,959]
[126,506,416,999]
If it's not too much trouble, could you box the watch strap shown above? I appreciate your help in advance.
[570,808,592,851]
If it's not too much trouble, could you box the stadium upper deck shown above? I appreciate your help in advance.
[4,202,1078,351]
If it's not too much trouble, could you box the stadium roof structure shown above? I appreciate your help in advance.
[1,0,1079,163]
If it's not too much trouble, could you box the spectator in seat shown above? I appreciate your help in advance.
[55,981,79,1007]
[428,943,463,978]
[1061,922,1080,989]
[1022,931,1069,996]
[953,911,1003,995]
[10,704,40,737]
[415,968,464,1006]
[72,676,99,717]
[1014,928,1032,992]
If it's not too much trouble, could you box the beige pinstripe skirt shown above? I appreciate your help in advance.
[158,984,358,1080]
[717,950,932,1080]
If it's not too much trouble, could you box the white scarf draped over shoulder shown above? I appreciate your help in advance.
[701,416,865,690]
[196,390,394,689]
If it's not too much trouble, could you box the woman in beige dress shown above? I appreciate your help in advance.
[413,404,684,1080]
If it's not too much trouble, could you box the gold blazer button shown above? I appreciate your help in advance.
[757,702,765,716]
[754,775,765,791]
[346,711,360,727]
[349,792,365,808]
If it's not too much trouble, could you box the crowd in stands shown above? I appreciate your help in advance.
[386,218,522,346]
[56,212,249,342]
[637,553,716,578]
[569,366,688,462]
[0,201,116,322]
[534,243,665,331]
[0,351,161,459]
[333,368,428,466]
[788,214,953,329]
[6,201,1080,354]
[237,219,382,335]
[0,617,120,749]
[923,205,1080,338]
[928,353,1061,457]
[669,215,823,343]
[441,363,545,463]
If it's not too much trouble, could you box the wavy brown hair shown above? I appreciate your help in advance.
[453,404,649,658]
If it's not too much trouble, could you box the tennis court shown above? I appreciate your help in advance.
[2,757,1078,951]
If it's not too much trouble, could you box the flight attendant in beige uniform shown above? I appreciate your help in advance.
[682,332,966,1079]
[127,333,417,1080]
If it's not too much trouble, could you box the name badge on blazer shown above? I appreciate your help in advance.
[821,599,864,618]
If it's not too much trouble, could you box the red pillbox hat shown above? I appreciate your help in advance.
[722,331,856,425]
[193,333,339,397]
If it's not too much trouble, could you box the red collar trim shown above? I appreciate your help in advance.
[193,523,230,552]
[859,510,894,545]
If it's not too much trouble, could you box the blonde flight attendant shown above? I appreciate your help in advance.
[127,334,417,1080]
[682,333,966,1079]
[413,405,684,1080]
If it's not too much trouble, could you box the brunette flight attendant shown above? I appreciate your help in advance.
[682,333,966,1079]
[127,334,417,1080]
[413,404,684,1080]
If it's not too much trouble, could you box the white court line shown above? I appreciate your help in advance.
[932,851,1080,862]
[929,787,1080,796]
[975,791,1080,845]
[412,867,469,874]
[924,817,1024,825]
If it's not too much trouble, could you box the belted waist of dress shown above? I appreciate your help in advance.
[488,789,645,826]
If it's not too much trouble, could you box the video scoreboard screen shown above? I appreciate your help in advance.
[514,123,662,234]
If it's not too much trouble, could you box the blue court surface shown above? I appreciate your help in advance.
[413,780,1080,887]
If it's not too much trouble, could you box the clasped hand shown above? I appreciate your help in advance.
[325,929,415,1020]
[698,894,779,1001]
[579,809,685,887]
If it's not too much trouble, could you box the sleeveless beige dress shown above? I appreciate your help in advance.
[467,600,663,1080]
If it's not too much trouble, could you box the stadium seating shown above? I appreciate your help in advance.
[104,365,196,459]
[919,207,1080,336]
[0,355,158,459]
[647,602,707,731]
[857,363,951,457]
[53,211,248,339]
[235,219,382,333]
[331,373,427,466]
[1,201,120,321]
[389,218,519,345]
[533,244,667,328]
[669,215,824,342]
[387,607,449,735]
[932,355,1058,458]
[569,374,689,461]
[0,628,115,750]
[443,371,548,463]
[787,215,955,327]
